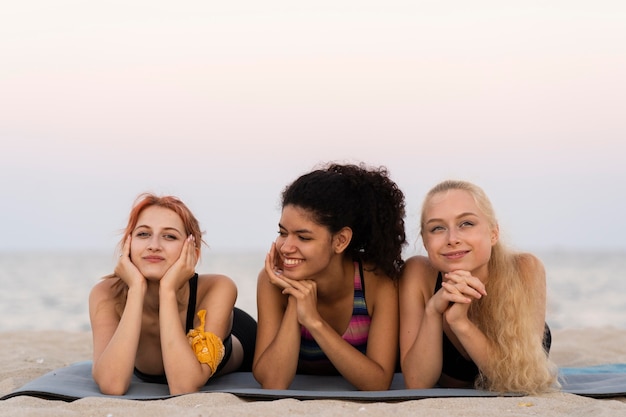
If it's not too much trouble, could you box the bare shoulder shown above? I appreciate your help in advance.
[362,267,396,294]
[89,278,117,303]
[256,268,280,295]
[256,268,286,312]
[402,255,435,274]
[197,273,237,293]
[514,252,545,273]
[514,252,546,286]
[400,256,438,288]
[88,278,122,320]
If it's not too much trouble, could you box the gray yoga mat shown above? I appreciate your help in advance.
[2,362,625,402]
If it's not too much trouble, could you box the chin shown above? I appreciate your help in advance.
[145,275,164,281]
[137,267,166,281]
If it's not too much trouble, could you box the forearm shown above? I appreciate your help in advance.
[159,289,209,394]
[449,318,493,376]
[92,287,144,395]
[401,307,445,389]
[253,305,301,389]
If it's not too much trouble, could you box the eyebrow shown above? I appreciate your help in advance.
[278,223,313,234]
[133,225,184,235]
[424,212,478,225]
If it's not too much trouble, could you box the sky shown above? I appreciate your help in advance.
[1,1,625,255]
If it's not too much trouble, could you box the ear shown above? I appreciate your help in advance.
[333,227,353,254]
[491,223,500,246]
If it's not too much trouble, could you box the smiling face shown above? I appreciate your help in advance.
[130,205,188,280]
[274,204,339,280]
[421,189,498,279]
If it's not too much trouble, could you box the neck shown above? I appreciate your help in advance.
[142,279,189,312]
[315,257,355,303]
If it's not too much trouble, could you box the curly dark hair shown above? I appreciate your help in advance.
[281,163,406,280]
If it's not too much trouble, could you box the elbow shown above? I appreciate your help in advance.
[167,374,206,396]
[260,381,290,390]
[402,371,438,390]
[168,383,201,396]
[253,370,292,390]
[95,378,130,396]
[359,374,394,391]
[404,379,435,390]
[400,358,438,390]
[92,368,130,396]
[99,385,129,396]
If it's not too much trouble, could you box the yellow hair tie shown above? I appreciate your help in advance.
[187,309,225,374]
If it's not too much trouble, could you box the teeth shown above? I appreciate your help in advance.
[283,258,302,265]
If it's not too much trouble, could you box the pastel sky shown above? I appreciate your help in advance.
[1,1,625,254]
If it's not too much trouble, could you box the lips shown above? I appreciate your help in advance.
[282,257,303,267]
[442,250,469,260]
[143,256,165,262]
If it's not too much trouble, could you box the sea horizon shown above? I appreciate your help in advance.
[1,248,624,333]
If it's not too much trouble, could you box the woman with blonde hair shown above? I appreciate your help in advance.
[399,180,557,394]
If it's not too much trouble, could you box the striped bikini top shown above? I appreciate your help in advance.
[298,260,371,375]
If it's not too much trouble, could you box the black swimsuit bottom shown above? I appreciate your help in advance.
[133,274,233,384]
[435,272,552,382]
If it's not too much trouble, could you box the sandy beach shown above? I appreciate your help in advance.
[1,328,625,416]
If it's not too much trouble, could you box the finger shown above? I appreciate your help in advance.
[179,235,196,265]
[264,251,280,275]
[186,235,197,265]
[450,281,484,300]
[265,246,285,279]
[445,272,487,296]
[265,255,292,290]
[121,234,131,259]
[270,273,292,290]
[441,282,471,303]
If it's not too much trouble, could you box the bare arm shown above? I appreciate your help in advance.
[399,256,446,388]
[90,237,147,395]
[90,280,146,395]
[157,235,232,395]
[303,274,399,390]
[159,274,236,394]
[252,268,301,389]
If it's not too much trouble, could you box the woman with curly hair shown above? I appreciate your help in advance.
[253,162,407,391]
[399,180,558,395]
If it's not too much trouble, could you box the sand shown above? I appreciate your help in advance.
[1,328,625,416]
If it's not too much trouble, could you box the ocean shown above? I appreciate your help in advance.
[0,250,624,332]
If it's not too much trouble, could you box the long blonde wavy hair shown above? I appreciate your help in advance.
[421,180,558,394]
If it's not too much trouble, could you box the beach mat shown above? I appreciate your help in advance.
[2,362,626,402]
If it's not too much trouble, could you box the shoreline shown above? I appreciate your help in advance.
[1,328,625,416]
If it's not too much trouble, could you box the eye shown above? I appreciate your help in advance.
[429,225,445,233]
[460,221,474,228]
[163,234,179,240]
[277,230,287,237]
[298,235,312,241]
[135,231,150,238]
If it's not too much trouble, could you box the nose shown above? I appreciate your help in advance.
[147,235,162,251]
[278,235,296,254]
[447,229,461,246]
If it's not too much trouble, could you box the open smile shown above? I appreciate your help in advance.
[282,257,303,267]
